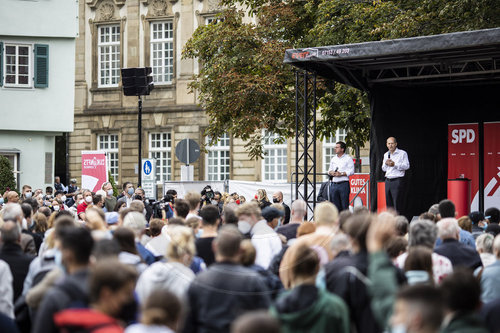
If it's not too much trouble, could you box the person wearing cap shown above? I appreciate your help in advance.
[470,211,486,239]
[262,206,285,231]
[485,208,500,237]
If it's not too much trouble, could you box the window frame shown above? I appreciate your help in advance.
[3,43,32,88]
[97,24,121,88]
[205,133,231,181]
[262,131,288,183]
[150,21,174,85]
[148,132,172,184]
[97,134,119,181]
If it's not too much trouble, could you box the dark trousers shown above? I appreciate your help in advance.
[330,181,350,212]
[385,177,402,212]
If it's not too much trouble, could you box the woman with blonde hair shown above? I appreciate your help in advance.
[135,226,196,304]
[256,189,271,209]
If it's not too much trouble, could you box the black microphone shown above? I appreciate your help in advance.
[388,152,391,159]
[335,167,338,172]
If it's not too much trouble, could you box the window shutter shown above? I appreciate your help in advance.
[0,42,3,87]
[34,44,49,88]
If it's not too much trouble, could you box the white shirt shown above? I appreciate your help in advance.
[0,260,14,319]
[328,154,355,182]
[251,220,282,269]
[382,148,410,179]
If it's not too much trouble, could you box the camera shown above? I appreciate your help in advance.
[201,185,214,203]
[152,193,175,218]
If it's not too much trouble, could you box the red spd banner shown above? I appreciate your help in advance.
[349,174,370,209]
[81,151,108,192]
[448,123,479,211]
[481,122,500,210]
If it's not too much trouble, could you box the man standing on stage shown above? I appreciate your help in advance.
[382,137,410,212]
[328,141,354,212]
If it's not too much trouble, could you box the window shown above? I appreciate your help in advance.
[98,25,120,87]
[4,44,31,87]
[206,134,230,181]
[149,132,172,183]
[150,22,174,85]
[323,129,347,178]
[98,134,119,180]
[263,131,287,182]
[206,16,224,25]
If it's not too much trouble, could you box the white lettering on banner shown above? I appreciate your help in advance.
[83,157,106,169]
[451,129,476,144]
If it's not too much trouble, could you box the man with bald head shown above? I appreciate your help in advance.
[272,191,290,224]
[382,137,410,212]
[6,191,19,204]
[276,199,306,241]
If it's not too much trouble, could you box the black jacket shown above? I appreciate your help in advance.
[324,251,382,333]
[282,203,291,225]
[0,242,34,302]
[434,238,483,270]
[183,262,271,333]
[317,181,331,203]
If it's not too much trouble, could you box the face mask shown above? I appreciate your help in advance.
[127,188,135,196]
[37,194,44,200]
[211,200,218,205]
[107,189,114,196]
[272,198,279,203]
[25,192,32,199]
[79,199,84,205]
[85,196,92,203]
[61,195,67,202]
[53,206,60,211]
[0,198,4,205]
[482,222,488,230]
[196,229,203,238]
[238,221,252,234]
[391,324,407,333]
[54,249,67,274]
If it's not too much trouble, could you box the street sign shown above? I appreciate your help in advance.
[175,139,200,165]
[141,158,156,199]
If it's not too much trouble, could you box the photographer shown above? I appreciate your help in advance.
[200,185,215,208]
[153,191,176,220]
[133,188,153,221]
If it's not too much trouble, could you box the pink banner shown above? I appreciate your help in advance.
[482,122,500,211]
[349,174,370,209]
[81,151,108,192]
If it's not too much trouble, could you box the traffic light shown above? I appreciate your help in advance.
[121,67,154,96]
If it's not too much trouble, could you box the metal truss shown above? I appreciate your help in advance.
[294,71,317,219]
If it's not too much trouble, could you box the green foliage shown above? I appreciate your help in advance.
[183,0,500,158]
[108,170,119,197]
[0,155,18,193]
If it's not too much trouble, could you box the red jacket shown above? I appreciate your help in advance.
[54,308,123,333]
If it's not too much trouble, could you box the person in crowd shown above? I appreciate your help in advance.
[54,259,138,332]
[470,211,486,239]
[85,207,111,241]
[438,199,476,248]
[136,226,196,303]
[53,176,67,193]
[382,137,410,213]
[184,191,202,221]
[21,185,33,201]
[91,194,105,211]
[262,206,284,231]
[134,188,153,221]
[276,199,306,242]
[328,141,355,212]
[458,215,473,233]
[231,311,281,333]
[114,227,148,274]
[6,191,20,204]
[183,225,271,333]
[255,189,272,210]
[21,203,43,253]
[323,212,382,333]
[477,234,500,303]
[403,246,434,285]
[385,236,408,264]
[270,244,350,333]
[114,200,127,213]
[102,181,117,213]
[485,207,500,236]
[77,189,93,221]
[123,211,155,265]
[145,218,169,258]
[394,219,453,284]
[174,198,190,220]
[125,289,182,333]
[68,192,83,218]
[33,226,94,333]
[195,204,219,267]
[395,215,409,237]
[2,203,37,257]
[434,218,482,270]
[272,191,290,224]
[240,239,283,299]
[117,182,135,208]
[236,202,282,269]
[0,259,14,319]
[475,233,495,268]
[0,221,33,304]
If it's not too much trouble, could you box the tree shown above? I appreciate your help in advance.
[108,170,119,197]
[0,155,18,194]
[183,0,500,158]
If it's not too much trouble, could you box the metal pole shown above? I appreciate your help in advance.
[303,72,308,217]
[138,96,142,187]
[295,71,299,200]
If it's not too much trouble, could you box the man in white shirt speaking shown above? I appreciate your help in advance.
[328,141,355,212]
[382,137,410,212]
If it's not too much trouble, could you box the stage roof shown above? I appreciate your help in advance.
[284,28,500,90]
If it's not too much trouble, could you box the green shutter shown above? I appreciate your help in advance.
[0,42,3,87]
[34,44,49,88]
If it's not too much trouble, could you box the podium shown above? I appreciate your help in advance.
[377,181,386,213]
[447,178,471,217]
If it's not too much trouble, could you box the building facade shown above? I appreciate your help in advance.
[0,0,78,190]
[70,0,369,198]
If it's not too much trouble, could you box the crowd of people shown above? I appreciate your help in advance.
[0,178,500,333]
